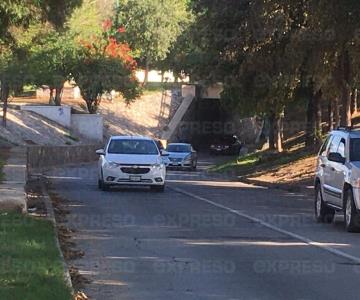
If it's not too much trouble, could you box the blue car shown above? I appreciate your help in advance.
[166,143,197,170]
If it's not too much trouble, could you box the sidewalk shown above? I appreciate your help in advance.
[0,147,27,213]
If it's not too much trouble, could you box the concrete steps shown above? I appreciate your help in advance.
[161,85,196,141]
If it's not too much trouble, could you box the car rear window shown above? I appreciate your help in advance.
[108,139,159,155]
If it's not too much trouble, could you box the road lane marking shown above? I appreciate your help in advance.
[170,186,360,264]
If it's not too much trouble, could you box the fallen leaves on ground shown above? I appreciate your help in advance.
[73,291,89,300]
[70,266,92,290]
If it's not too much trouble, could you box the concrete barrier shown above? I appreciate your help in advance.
[71,114,103,142]
[27,144,102,172]
[20,105,104,143]
[21,105,72,128]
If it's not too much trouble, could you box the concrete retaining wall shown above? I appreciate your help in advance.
[27,144,101,171]
[21,105,72,128]
[71,114,103,142]
[20,105,104,143]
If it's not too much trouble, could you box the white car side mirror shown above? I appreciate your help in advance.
[160,150,170,156]
[96,149,105,156]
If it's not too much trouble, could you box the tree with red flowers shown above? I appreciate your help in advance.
[71,20,141,114]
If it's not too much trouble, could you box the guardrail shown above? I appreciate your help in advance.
[27,144,102,172]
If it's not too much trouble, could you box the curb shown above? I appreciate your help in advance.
[206,169,313,197]
[238,176,314,197]
[38,175,74,294]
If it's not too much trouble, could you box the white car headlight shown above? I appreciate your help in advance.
[105,161,121,169]
[152,163,164,170]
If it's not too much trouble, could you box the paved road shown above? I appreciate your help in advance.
[47,157,360,300]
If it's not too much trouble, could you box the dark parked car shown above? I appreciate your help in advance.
[209,135,242,155]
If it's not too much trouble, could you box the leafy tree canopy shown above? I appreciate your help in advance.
[117,0,191,65]
[71,21,141,113]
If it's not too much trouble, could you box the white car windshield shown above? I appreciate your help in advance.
[108,139,159,155]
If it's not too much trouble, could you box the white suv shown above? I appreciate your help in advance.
[315,127,360,232]
[96,136,167,192]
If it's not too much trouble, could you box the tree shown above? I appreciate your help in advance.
[67,0,115,39]
[184,0,360,151]
[28,31,76,105]
[301,1,358,129]
[71,21,141,113]
[0,46,27,126]
[0,0,81,126]
[185,0,303,152]
[117,0,190,84]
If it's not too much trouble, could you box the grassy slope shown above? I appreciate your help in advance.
[0,213,72,300]
[212,114,360,185]
[210,147,314,178]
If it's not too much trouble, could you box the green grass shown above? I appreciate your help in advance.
[0,213,72,300]
[210,152,263,173]
[210,148,314,177]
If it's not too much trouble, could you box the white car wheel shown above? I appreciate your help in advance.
[344,189,360,232]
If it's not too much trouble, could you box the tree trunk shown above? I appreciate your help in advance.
[275,114,283,153]
[328,99,334,132]
[351,88,358,115]
[305,94,315,147]
[1,80,9,127]
[306,90,323,146]
[338,49,352,127]
[334,97,340,128]
[85,97,101,114]
[49,87,56,105]
[268,112,276,151]
[314,90,322,144]
[55,86,63,106]
[340,85,352,127]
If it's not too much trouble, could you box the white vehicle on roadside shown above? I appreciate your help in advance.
[96,136,167,192]
[315,127,360,232]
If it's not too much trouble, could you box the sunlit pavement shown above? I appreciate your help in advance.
[47,155,360,300]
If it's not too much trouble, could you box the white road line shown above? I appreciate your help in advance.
[170,186,360,264]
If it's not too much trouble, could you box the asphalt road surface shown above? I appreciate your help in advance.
[47,156,360,300]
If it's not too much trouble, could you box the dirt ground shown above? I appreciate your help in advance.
[244,155,316,195]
